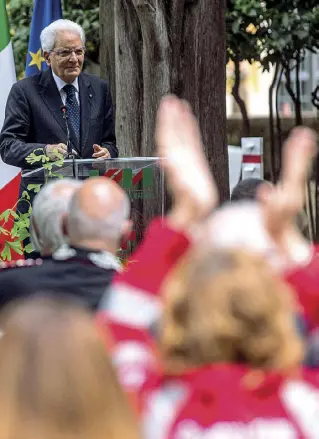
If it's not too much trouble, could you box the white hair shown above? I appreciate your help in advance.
[67,191,131,244]
[40,19,86,52]
[30,179,82,254]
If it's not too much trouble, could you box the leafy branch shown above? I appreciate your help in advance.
[0,149,65,261]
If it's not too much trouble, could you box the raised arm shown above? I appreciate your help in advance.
[97,95,217,393]
[258,127,319,327]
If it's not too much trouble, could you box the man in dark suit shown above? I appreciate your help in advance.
[0,19,118,257]
[0,19,117,171]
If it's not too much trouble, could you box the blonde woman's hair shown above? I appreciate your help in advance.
[0,295,141,439]
[160,248,304,374]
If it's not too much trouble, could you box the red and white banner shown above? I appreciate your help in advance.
[0,22,21,259]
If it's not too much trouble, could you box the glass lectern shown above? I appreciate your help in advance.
[22,158,165,257]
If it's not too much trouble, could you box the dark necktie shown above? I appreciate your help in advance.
[63,84,80,142]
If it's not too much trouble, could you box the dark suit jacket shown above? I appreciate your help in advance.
[0,247,116,311]
[0,68,118,170]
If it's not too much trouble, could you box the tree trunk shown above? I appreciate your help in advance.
[99,0,116,98]
[275,65,284,172]
[100,0,229,206]
[232,57,250,138]
[179,0,229,201]
[114,0,144,157]
[268,62,279,182]
[131,0,171,158]
[295,54,303,126]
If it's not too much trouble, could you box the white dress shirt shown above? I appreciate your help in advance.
[52,70,80,106]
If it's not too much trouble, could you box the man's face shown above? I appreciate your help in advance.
[45,31,84,83]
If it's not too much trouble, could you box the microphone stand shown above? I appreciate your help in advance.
[61,106,77,179]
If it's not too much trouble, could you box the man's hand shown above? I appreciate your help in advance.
[93,144,111,159]
[45,143,68,160]
[155,95,218,231]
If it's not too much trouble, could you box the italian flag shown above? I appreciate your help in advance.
[0,1,21,258]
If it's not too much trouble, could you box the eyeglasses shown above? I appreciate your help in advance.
[51,47,86,58]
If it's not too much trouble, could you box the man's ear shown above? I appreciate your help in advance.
[43,51,51,66]
[121,219,133,241]
[119,220,133,249]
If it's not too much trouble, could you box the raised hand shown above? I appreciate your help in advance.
[155,95,218,229]
[259,127,317,240]
[258,127,317,267]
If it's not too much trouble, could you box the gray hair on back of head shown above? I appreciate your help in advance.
[67,191,131,244]
[40,19,86,52]
[31,179,82,254]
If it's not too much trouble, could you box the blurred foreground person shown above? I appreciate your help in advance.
[98,96,319,438]
[231,177,309,240]
[0,296,140,439]
[206,128,319,333]
[0,177,130,310]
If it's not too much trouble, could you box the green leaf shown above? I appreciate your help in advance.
[0,243,12,261]
[50,172,64,179]
[22,190,30,200]
[0,226,10,236]
[27,184,41,194]
[10,222,19,238]
[11,210,19,220]
[295,30,309,40]
[8,240,23,255]
[13,212,31,231]
[25,152,44,164]
[282,13,289,28]
[14,227,30,242]
[54,158,64,167]
[0,209,11,223]
[24,243,34,253]
[248,8,257,17]
[232,20,240,34]
[43,162,54,171]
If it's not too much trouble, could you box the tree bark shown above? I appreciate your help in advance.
[99,0,116,98]
[131,0,171,158]
[268,62,279,182]
[115,0,143,157]
[295,54,303,126]
[232,57,250,138]
[100,0,229,205]
[275,65,284,172]
[180,0,229,201]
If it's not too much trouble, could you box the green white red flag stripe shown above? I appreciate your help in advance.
[0,0,21,259]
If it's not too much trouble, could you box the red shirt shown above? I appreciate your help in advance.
[98,220,319,439]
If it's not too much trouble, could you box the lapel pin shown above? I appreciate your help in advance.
[89,94,92,98]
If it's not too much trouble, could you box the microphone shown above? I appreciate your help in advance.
[60,105,74,159]
[60,105,77,178]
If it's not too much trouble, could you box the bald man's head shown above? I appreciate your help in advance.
[66,177,131,251]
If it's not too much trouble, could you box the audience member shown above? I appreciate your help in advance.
[230,177,271,202]
[30,178,82,255]
[230,176,309,244]
[0,177,130,310]
[0,296,141,439]
[98,96,319,438]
